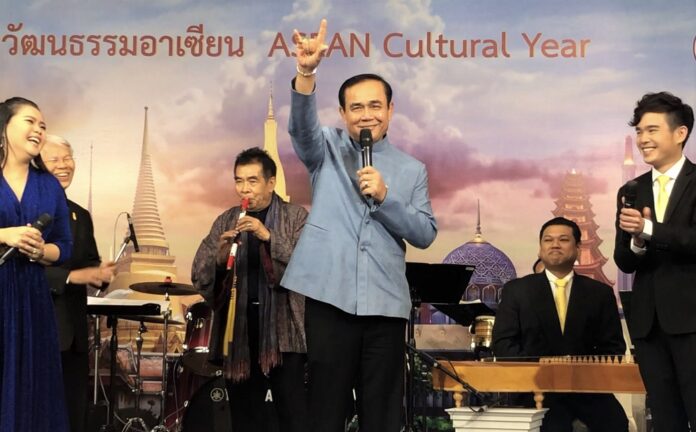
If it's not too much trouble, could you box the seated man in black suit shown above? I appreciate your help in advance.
[42,135,116,432]
[492,217,628,432]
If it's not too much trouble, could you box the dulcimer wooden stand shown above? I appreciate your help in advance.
[431,355,645,409]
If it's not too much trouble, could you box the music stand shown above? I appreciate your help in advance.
[431,302,496,327]
[404,262,475,432]
[406,262,474,306]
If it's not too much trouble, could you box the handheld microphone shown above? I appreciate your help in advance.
[0,213,53,265]
[126,213,140,252]
[359,128,373,168]
[623,180,638,209]
[226,198,249,270]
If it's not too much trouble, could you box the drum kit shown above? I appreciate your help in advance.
[99,280,226,432]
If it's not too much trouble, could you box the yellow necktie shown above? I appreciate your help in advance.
[554,279,568,333]
[656,175,670,223]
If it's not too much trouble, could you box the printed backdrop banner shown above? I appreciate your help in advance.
[2,0,695,288]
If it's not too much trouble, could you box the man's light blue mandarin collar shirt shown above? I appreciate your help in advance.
[281,86,437,319]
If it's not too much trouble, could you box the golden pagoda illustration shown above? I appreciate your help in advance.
[114,107,176,278]
[105,107,189,352]
[264,85,290,202]
[552,170,614,287]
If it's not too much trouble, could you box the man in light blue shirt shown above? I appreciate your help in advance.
[281,19,437,432]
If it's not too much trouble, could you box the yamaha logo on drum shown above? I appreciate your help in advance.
[209,387,227,403]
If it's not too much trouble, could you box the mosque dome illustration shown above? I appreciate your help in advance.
[442,203,517,306]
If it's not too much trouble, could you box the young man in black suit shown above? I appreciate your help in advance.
[614,92,695,431]
[493,217,628,432]
[42,135,115,432]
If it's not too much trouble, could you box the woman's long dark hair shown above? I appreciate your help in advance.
[1,97,48,174]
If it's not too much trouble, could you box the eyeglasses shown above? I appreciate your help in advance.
[44,156,75,164]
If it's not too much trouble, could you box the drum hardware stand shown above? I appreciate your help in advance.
[150,293,172,432]
[91,290,110,430]
[92,314,106,411]
[94,233,133,432]
[122,321,150,432]
[96,315,120,432]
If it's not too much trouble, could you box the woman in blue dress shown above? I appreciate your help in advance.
[0,97,72,431]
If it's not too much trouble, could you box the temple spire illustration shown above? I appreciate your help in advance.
[87,142,93,214]
[106,107,180,352]
[112,106,177,280]
[263,84,290,202]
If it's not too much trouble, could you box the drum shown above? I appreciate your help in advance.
[164,356,229,431]
[181,375,232,431]
[182,301,215,375]
[469,315,495,350]
[163,355,192,431]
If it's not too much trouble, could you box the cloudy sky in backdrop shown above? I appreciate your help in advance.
[2,0,694,282]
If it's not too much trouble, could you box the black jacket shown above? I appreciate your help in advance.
[46,200,101,352]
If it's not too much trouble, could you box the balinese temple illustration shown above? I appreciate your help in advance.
[264,86,290,202]
[552,170,614,287]
[618,136,636,292]
[442,201,517,306]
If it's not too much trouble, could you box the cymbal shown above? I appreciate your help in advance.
[124,315,185,326]
[130,282,197,296]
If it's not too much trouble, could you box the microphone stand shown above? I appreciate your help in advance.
[404,289,420,432]
[114,233,133,263]
[405,343,492,413]
[95,233,133,432]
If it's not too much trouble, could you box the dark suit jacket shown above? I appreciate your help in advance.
[614,158,696,339]
[46,200,101,352]
[492,273,626,359]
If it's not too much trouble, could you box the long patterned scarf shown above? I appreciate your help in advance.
[222,194,282,382]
